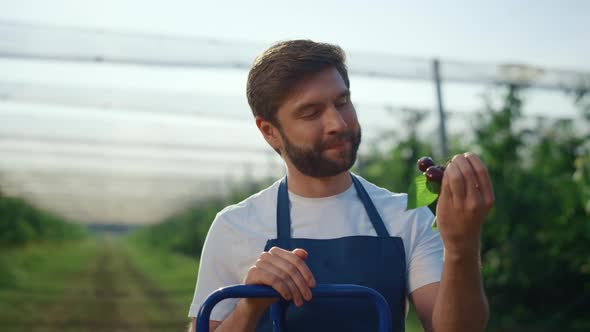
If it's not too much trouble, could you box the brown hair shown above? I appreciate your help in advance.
[246,40,350,127]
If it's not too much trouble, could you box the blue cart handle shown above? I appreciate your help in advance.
[196,284,392,332]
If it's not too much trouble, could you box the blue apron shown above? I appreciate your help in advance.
[256,174,407,331]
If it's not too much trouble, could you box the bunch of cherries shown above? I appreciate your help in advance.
[417,156,446,183]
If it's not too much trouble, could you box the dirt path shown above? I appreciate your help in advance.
[28,239,189,332]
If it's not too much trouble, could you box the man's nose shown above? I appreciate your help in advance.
[324,106,348,134]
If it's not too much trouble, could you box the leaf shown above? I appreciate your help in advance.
[426,180,441,195]
[407,174,440,210]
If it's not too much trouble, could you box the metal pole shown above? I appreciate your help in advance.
[433,59,449,158]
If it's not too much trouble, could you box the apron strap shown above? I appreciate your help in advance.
[351,175,390,237]
[276,174,390,240]
[276,177,291,242]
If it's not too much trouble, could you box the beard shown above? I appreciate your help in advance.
[279,126,362,178]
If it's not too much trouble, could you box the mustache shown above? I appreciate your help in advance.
[319,129,355,149]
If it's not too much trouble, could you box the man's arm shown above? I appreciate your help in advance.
[411,153,493,332]
[433,249,488,331]
[189,318,220,332]
[409,283,438,332]
[410,250,488,332]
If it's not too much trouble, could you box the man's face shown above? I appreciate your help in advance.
[274,67,362,178]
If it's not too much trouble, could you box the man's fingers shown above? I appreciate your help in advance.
[464,153,495,209]
[269,247,316,287]
[445,158,466,204]
[452,154,484,211]
[266,250,313,305]
[439,165,454,205]
[247,265,292,301]
[254,259,306,306]
[292,248,308,260]
[269,255,312,300]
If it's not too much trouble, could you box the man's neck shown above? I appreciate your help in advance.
[285,167,353,198]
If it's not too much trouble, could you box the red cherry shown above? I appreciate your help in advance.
[417,156,435,172]
[424,165,444,182]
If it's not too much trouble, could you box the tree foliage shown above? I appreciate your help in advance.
[0,195,86,248]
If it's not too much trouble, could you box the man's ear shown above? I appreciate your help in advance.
[256,117,281,152]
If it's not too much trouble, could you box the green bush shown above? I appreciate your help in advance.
[0,196,86,247]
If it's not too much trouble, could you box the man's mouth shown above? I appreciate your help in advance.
[323,139,349,150]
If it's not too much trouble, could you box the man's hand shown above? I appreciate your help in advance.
[435,152,495,255]
[243,247,316,312]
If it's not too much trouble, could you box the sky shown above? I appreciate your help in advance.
[0,0,588,224]
[2,0,590,70]
[1,0,588,118]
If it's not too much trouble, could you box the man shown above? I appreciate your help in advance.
[188,40,493,331]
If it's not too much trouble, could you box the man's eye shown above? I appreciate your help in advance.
[302,110,320,119]
[336,100,349,108]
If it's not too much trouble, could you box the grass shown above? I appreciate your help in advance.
[0,240,99,329]
[0,237,193,331]
[123,239,200,316]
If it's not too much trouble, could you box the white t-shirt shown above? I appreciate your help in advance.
[188,174,443,321]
